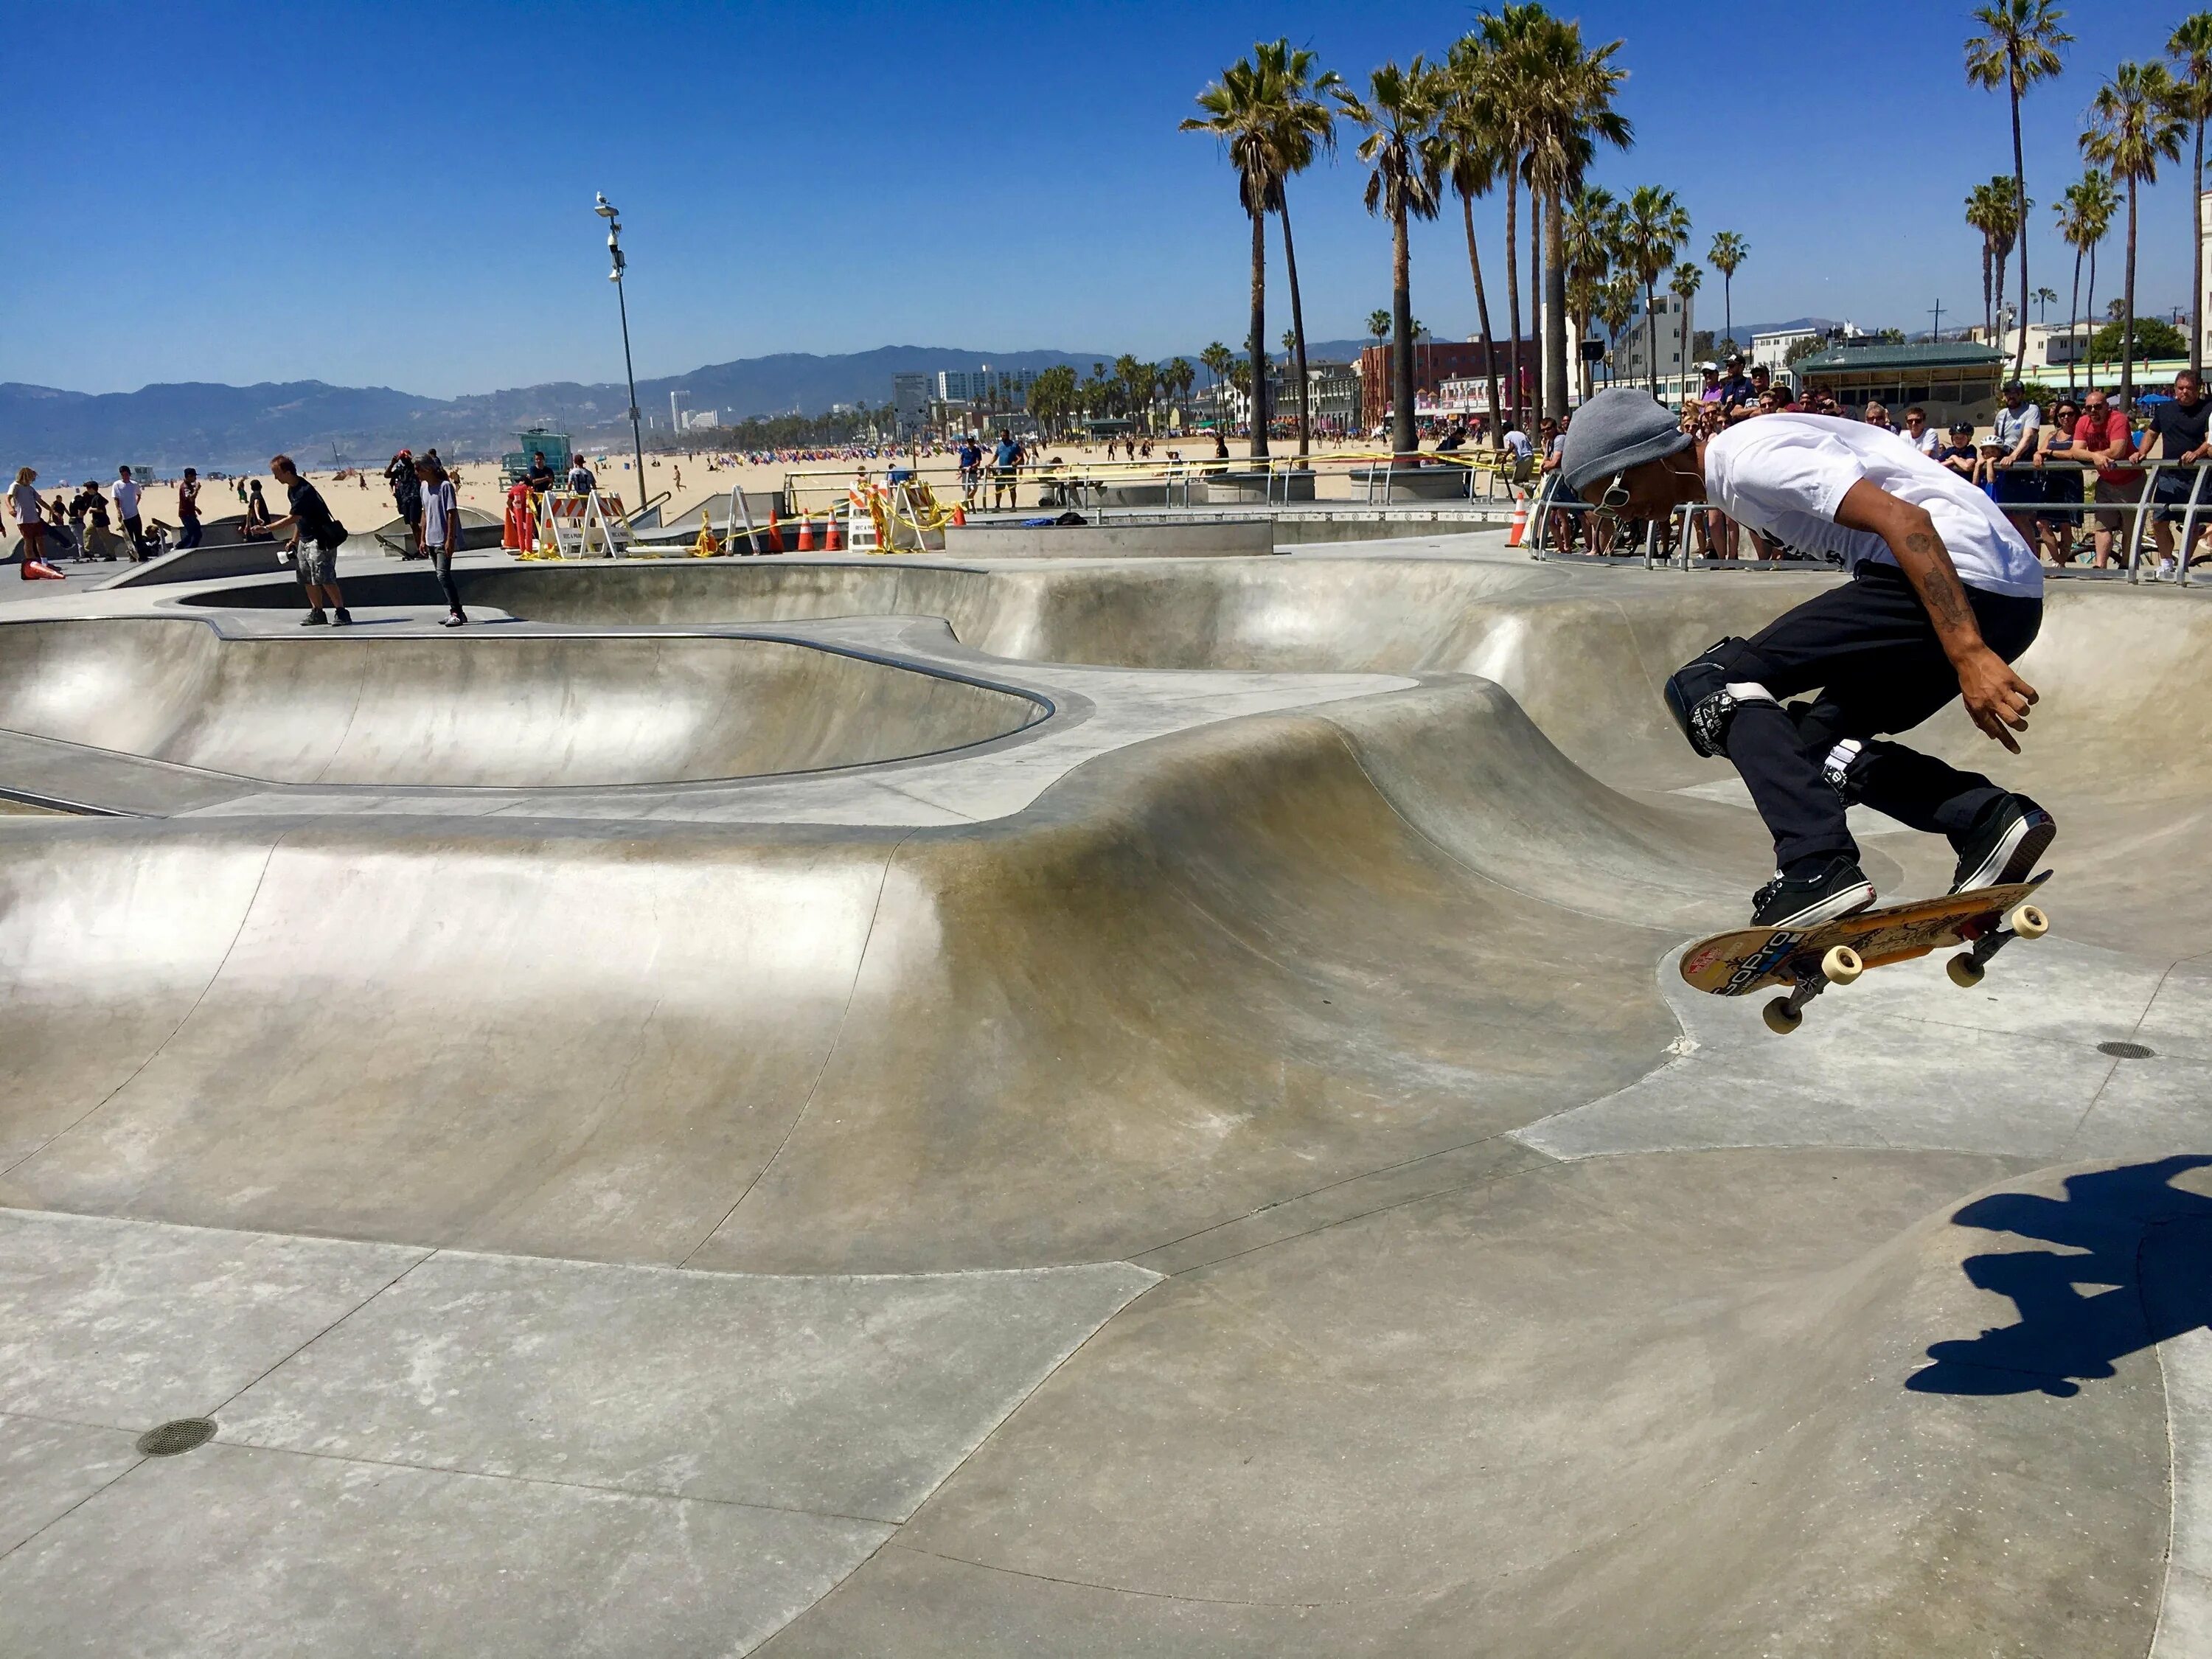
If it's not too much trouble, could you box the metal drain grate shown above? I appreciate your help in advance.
[2098,1041,2156,1060]
[135,1418,216,1457]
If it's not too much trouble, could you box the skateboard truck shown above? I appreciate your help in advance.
[1944,900,2050,988]
[1762,946,1863,1034]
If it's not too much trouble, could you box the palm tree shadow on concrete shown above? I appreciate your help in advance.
[1909,1156,2212,1398]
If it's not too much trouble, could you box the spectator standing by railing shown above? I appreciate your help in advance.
[2073,389,2140,569]
[2143,368,2211,581]
[1899,407,1942,458]
[1990,382,2043,545]
[2031,399,2085,567]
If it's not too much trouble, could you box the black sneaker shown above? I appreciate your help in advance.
[331,608,353,627]
[300,610,328,627]
[1950,796,2056,893]
[1750,856,1877,929]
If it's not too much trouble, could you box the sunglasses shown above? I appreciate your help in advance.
[1595,470,1632,511]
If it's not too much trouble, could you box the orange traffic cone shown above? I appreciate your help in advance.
[765,507,785,555]
[824,509,844,552]
[1506,486,1531,549]
[950,504,966,526]
[796,513,815,553]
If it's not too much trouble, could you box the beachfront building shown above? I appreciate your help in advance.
[1356,340,1528,430]
[1262,360,1361,435]
[892,374,931,433]
[1610,292,1695,388]
[1791,340,2004,428]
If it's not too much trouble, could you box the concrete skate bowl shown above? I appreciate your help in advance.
[175,558,2212,945]
[0,616,1046,787]
[9,557,2212,1653]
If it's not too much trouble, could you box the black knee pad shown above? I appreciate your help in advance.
[1663,639,1775,758]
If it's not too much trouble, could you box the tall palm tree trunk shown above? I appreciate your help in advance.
[2067,244,2082,393]
[1503,170,1523,432]
[1543,184,1568,420]
[1644,281,1660,394]
[1528,188,1545,422]
[1460,192,1503,442]
[1981,241,1994,338]
[1247,210,1269,460]
[2010,80,2031,381]
[1723,274,1733,354]
[1279,201,1312,457]
[1677,295,1690,392]
[2084,239,2098,386]
[1391,206,1417,460]
[2194,111,2206,376]
[2121,178,2138,408]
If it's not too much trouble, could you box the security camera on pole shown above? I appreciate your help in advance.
[595,194,646,498]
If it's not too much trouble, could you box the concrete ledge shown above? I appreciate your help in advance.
[1198,470,1316,504]
[942,518,1276,558]
[1346,465,1491,501]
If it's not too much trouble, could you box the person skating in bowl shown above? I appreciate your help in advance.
[1559,387,2055,930]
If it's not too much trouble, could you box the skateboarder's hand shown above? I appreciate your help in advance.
[1958,648,2037,753]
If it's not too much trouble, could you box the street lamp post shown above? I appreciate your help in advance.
[595,194,646,499]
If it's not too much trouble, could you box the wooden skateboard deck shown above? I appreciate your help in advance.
[1680,873,2052,1032]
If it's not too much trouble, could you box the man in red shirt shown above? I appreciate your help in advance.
[2073,388,2141,568]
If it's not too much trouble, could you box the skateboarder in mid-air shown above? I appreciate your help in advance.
[1557,388,2056,930]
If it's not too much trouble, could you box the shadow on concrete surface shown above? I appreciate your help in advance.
[1911,1155,2212,1398]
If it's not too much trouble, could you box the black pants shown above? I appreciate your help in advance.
[1699,563,2042,868]
[431,545,462,613]
[122,513,146,560]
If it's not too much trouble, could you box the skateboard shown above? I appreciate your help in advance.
[1679,872,2052,1035]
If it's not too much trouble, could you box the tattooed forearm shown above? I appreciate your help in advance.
[1899,527,1978,639]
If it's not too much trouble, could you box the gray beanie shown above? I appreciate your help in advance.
[1558,387,1694,495]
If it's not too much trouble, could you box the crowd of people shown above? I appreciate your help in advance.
[1520,356,2210,578]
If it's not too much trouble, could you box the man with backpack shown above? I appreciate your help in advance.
[263,455,352,625]
[385,450,423,559]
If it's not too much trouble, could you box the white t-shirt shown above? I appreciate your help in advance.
[1703,412,2042,598]
[420,479,459,548]
[111,476,141,517]
[10,481,41,524]
[1503,429,1533,461]
[1994,403,2040,453]
[1900,425,1944,457]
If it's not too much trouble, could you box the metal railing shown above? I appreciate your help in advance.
[1526,458,2211,586]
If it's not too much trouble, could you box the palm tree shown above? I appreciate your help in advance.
[1563,185,1619,403]
[1669,262,1703,397]
[2081,61,2186,406]
[1256,41,1340,456]
[1621,184,1689,394]
[1708,231,1748,354]
[1966,0,2073,381]
[1472,6,1543,431]
[1509,9,1631,422]
[1335,58,1449,459]
[2055,173,2113,389]
[1167,357,1195,416]
[1182,49,1288,458]
[1440,32,1509,437]
[1986,178,2025,347]
[1966,179,2007,337]
[2171,14,2212,373]
[1366,310,1392,350]
[1596,272,1636,387]
[2032,285,2058,324]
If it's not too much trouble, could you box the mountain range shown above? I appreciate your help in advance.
[2,323,1851,478]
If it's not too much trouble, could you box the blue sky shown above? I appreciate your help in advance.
[7,1,2199,397]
